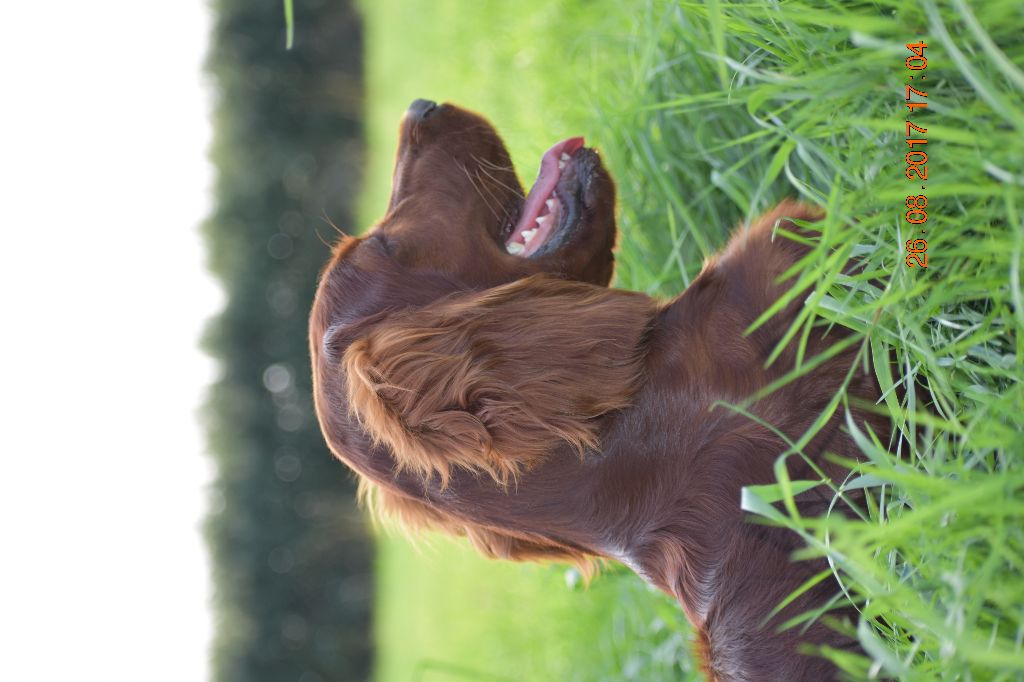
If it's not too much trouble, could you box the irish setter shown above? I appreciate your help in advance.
[310,100,883,680]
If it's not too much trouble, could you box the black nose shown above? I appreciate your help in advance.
[408,98,438,121]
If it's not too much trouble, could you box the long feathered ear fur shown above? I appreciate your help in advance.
[343,275,657,487]
[359,479,597,573]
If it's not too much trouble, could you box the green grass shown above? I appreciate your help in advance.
[358,1,1024,680]
[374,535,694,682]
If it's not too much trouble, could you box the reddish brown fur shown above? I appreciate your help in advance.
[344,276,657,488]
[309,102,884,680]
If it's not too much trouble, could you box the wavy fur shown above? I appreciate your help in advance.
[343,276,656,487]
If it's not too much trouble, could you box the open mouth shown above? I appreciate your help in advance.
[502,137,595,258]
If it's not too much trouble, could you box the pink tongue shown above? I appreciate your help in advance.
[513,136,585,234]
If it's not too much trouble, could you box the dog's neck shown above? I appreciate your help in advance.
[410,381,855,680]
[460,283,856,679]
[587,294,863,680]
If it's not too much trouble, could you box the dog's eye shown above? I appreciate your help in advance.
[368,232,392,255]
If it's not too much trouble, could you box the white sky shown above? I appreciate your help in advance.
[2,3,218,680]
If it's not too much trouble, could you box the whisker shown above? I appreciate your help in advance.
[313,227,335,249]
[474,155,516,174]
[471,156,524,199]
[321,209,346,236]
[474,169,520,226]
[473,168,505,223]
[458,161,503,224]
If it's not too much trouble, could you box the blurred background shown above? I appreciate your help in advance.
[4,1,1022,681]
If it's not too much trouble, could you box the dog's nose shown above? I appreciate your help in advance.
[408,98,438,121]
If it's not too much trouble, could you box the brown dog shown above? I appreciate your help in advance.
[310,100,882,680]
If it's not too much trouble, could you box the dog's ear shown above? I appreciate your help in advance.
[362,481,596,571]
[343,275,656,486]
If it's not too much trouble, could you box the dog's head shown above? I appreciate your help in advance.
[309,101,653,560]
[352,99,618,287]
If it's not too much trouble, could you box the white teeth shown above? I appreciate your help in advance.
[545,198,555,211]
[522,228,538,243]
[535,216,545,227]
[560,152,570,161]
[506,241,525,255]
[558,159,566,171]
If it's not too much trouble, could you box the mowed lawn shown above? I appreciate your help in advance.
[357,1,1024,680]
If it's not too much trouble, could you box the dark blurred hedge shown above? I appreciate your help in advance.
[202,1,371,680]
